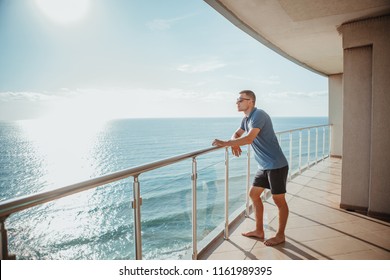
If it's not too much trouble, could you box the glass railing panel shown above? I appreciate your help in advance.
[308,128,317,165]
[278,132,293,177]
[7,179,133,260]
[298,129,309,171]
[325,126,331,156]
[290,130,300,174]
[317,128,324,160]
[228,147,249,217]
[138,160,193,260]
[322,126,331,157]
[249,146,258,178]
[195,150,226,248]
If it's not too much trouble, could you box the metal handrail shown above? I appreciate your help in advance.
[276,123,329,135]
[0,124,332,260]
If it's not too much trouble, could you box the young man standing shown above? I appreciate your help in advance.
[212,90,289,246]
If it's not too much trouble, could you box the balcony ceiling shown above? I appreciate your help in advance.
[205,0,390,76]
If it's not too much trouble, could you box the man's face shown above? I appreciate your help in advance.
[236,94,252,112]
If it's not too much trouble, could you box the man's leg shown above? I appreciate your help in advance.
[242,186,265,239]
[264,193,288,246]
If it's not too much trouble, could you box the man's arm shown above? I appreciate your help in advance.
[231,127,245,140]
[212,128,260,149]
[230,128,245,157]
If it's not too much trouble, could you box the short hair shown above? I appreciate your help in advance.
[239,90,256,103]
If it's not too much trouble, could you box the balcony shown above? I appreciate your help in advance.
[1,124,389,260]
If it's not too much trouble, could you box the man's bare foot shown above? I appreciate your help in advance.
[264,234,285,246]
[241,230,264,239]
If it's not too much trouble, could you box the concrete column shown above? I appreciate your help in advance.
[328,74,343,157]
[340,15,390,220]
[341,46,372,212]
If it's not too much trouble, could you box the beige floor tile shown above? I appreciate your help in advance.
[230,218,256,236]
[323,167,342,176]
[248,239,330,260]
[298,189,340,202]
[298,195,341,210]
[307,178,340,191]
[305,212,352,225]
[310,165,329,173]
[315,172,341,184]
[233,218,278,237]
[335,211,364,222]
[273,240,331,260]
[286,182,305,195]
[207,250,248,260]
[291,175,312,186]
[286,225,344,242]
[211,240,246,254]
[330,220,374,235]
[351,219,390,232]
[353,230,390,250]
[288,196,320,209]
[285,215,320,229]
[302,236,372,256]
[248,246,287,260]
[301,170,320,178]
[225,235,258,250]
[331,249,390,260]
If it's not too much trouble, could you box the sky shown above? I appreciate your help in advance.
[0,0,328,121]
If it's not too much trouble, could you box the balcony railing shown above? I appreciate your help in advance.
[0,124,331,260]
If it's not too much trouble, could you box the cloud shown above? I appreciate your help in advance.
[147,14,195,31]
[263,90,327,98]
[0,87,237,121]
[0,91,59,101]
[227,75,280,85]
[177,59,226,73]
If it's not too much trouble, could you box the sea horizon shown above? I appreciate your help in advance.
[0,114,329,123]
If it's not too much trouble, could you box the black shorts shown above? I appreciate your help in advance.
[252,165,289,195]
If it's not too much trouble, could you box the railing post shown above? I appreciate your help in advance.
[245,145,251,217]
[322,127,326,160]
[1,217,16,260]
[315,128,319,164]
[329,125,332,157]
[132,176,142,260]
[289,132,293,180]
[224,148,229,240]
[191,157,198,260]
[307,129,311,167]
[299,130,302,174]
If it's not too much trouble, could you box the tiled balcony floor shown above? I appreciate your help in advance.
[200,158,390,260]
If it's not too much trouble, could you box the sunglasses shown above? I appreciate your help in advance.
[236,98,251,103]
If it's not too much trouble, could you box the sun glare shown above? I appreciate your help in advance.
[35,0,90,25]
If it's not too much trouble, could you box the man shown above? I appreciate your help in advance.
[212,90,289,246]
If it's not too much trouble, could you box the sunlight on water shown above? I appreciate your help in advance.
[19,118,108,188]
[11,118,114,259]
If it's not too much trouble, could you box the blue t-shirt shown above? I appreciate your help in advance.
[240,108,288,170]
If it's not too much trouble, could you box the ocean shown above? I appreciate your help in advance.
[0,116,329,259]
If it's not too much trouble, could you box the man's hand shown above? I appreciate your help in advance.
[212,139,227,147]
[231,146,242,157]
[212,140,242,157]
